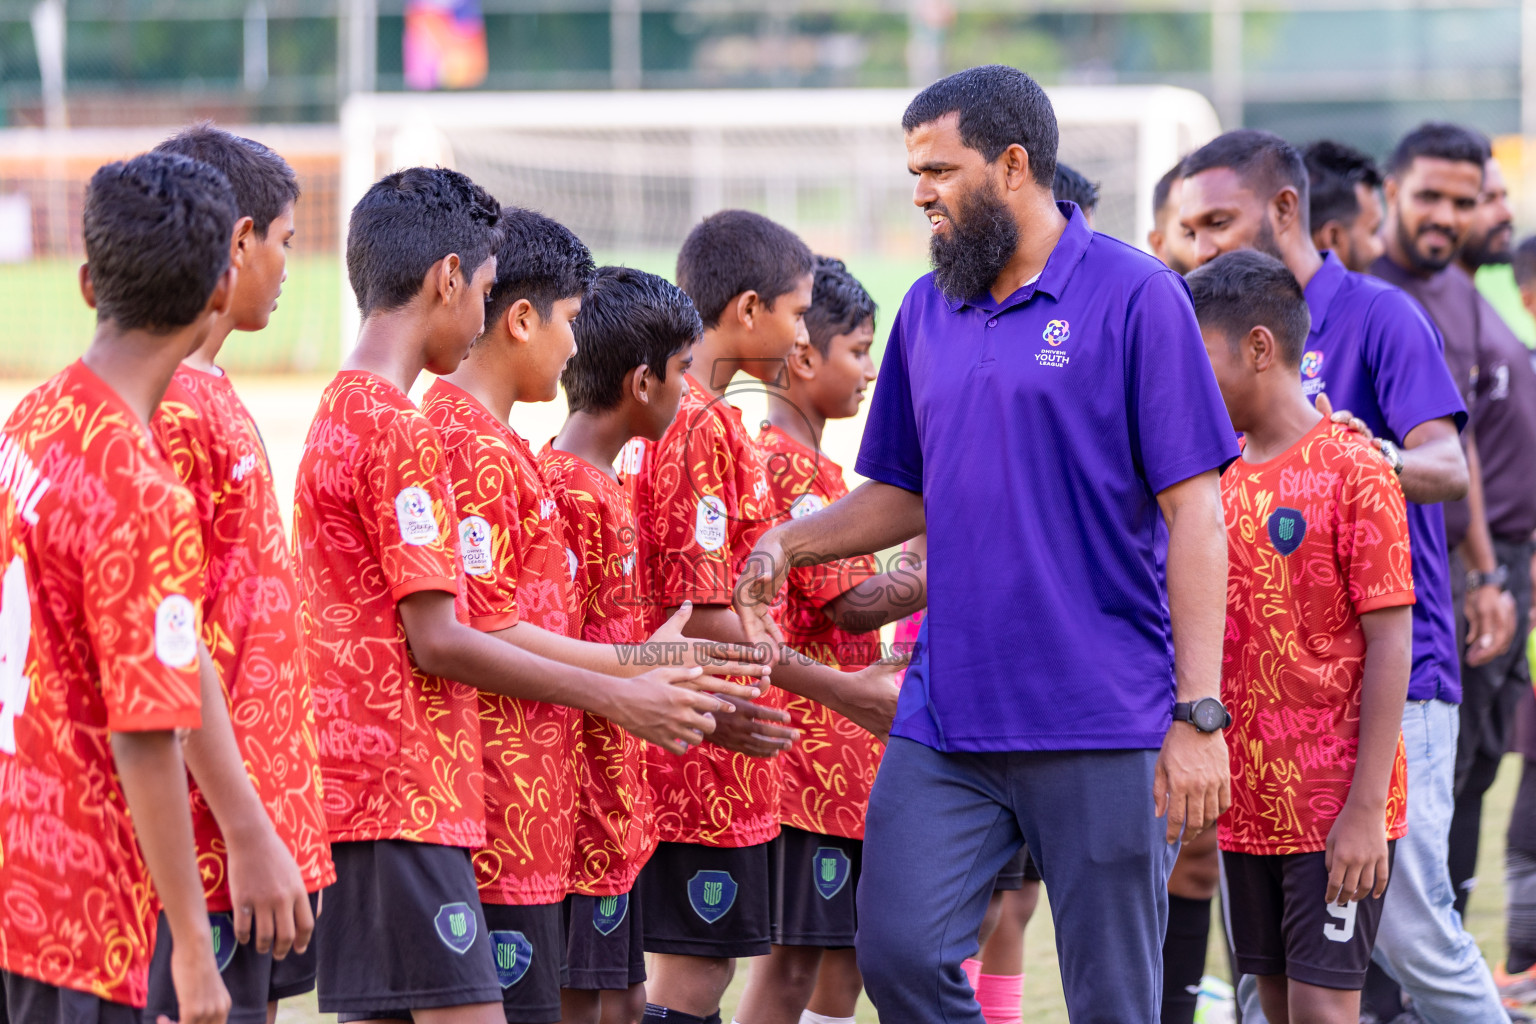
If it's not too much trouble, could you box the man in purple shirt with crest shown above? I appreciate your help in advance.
[734,64,1240,1023]
[1180,130,1505,1024]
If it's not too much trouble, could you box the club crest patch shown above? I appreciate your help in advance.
[593,893,629,936]
[491,930,534,987]
[1267,507,1307,556]
[208,913,238,972]
[154,593,198,669]
[396,486,439,546]
[459,515,492,576]
[687,870,738,924]
[789,493,825,519]
[694,495,727,552]
[434,902,478,954]
[1301,351,1324,379]
[812,847,851,901]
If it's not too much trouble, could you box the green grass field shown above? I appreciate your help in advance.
[0,253,928,380]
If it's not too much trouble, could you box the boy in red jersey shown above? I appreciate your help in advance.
[542,265,708,1024]
[146,123,333,1024]
[0,152,243,1024]
[1187,250,1413,1024]
[623,212,900,1024]
[421,212,767,1024]
[736,257,926,1024]
[296,170,740,1023]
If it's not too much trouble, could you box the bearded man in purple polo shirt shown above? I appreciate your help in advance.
[733,64,1239,1023]
[1179,130,1506,1024]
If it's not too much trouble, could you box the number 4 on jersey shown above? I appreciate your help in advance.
[0,556,33,754]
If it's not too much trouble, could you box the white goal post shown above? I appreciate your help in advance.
[338,85,1221,342]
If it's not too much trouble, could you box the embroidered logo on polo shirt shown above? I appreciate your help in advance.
[1035,319,1071,369]
[1301,351,1324,378]
[1042,319,1070,345]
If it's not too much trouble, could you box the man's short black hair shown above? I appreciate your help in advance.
[902,64,1058,188]
[804,256,876,357]
[84,151,238,332]
[676,209,814,329]
[154,122,299,237]
[346,166,502,317]
[1053,162,1100,214]
[1513,235,1536,289]
[562,265,702,414]
[485,208,597,326]
[1387,122,1491,177]
[1153,161,1182,222]
[1186,250,1312,366]
[1182,130,1310,228]
[1303,140,1382,230]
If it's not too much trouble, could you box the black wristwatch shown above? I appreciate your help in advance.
[1173,697,1232,733]
[1467,565,1509,591]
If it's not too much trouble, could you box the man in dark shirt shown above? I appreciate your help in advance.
[1304,139,1385,273]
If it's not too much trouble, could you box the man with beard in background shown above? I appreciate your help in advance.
[1304,139,1386,273]
[1372,129,1534,956]
[1179,128,1503,1024]
[1149,161,1196,273]
[733,63,1240,1023]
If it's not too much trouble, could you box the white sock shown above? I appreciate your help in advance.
[799,1013,856,1024]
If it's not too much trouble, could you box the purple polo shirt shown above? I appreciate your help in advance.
[1300,251,1468,703]
[857,204,1239,752]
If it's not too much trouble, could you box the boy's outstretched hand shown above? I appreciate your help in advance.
[609,665,733,755]
[734,536,789,647]
[707,694,798,757]
[1324,798,1390,905]
[646,601,772,696]
[838,657,904,742]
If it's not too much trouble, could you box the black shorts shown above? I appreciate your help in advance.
[144,890,323,1021]
[482,902,567,1024]
[638,840,771,958]
[992,844,1043,891]
[564,891,646,991]
[267,890,323,1001]
[769,827,861,948]
[1222,844,1395,990]
[1,972,139,1024]
[316,840,501,1019]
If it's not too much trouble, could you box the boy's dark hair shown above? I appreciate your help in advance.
[1182,130,1310,228]
[675,210,814,329]
[1053,161,1100,214]
[346,166,502,317]
[1513,235,1536,289]
[1303,140,1382,231]
[154,121,299,237]
[562,266,702,414]
[804,256,877,356]
[1153,161,1183,222]
[84,151,238,332]
[1387,122,1490,177]
[486,208,597,326]
[902,64,1058,187]
[1185,250,1312,366]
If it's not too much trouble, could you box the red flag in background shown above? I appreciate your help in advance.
[404,0,488,90]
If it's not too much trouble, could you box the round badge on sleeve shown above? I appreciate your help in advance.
[154,594,198,669]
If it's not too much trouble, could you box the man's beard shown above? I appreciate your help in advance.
[1397,216,1457,274]
[1251,216,1284,263]
[929,181,1021,302]
[1461,222,1514,268]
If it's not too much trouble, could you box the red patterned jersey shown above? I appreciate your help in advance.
[0,361,204,1006]
[622,375,783,848]
[758,426,883,840]
[423,380,579,905]
[1220,420,1413,855]
[293,370,484,848]
[540,444,656,895]
[153,366,334,909]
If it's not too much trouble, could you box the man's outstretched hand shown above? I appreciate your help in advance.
[734,532,789,647]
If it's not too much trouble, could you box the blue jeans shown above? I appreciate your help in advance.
[1236,699,1507,1024]
[856,738,1177,1024]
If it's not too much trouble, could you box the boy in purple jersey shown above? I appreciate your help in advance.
[1179,130,1502,1024]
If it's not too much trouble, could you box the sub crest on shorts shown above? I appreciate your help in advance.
[434,901,478,954]
[491,930,534,987]
[208,913,238,972]
[812,847,851,900]
[687,870,738,923]
[593,893,629,935]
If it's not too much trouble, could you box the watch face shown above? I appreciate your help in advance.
[1193,699,1226,731]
